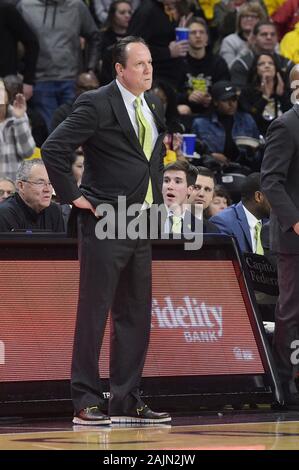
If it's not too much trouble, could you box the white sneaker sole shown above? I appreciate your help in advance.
[110,416,171,424]
[72,416,111,426]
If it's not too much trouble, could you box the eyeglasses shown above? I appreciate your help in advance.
[0,189,14,197]
[22,180,53,188]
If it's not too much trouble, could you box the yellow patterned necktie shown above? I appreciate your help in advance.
[134,96,153,205]
[255,221,264,255]
[171,215,182,234]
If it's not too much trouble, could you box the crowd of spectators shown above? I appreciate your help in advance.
[0,0,297,242]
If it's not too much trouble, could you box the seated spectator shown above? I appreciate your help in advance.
[205,184,232,218]
[187,165,221,232]
[0,177,15,203]
[187,165,215,209]
[239,52,291,136]
[98,0,132,83]
[177,17,230,117]
[71,149,85,187]
[191,0,220,49]
[230,20,294,89]
[99,0,132,57]
[192,81,261,173]
[212,0,248,52]
[93,0,140,25]
[162,160,196,235]
[210,172,270,253]
[128,0,190,88]
[162,160,219,234]
[51,72,100,130]
[0,79,35,181]
[0,160,65,232]
[219,2,266,67]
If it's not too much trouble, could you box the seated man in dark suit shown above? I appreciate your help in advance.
[162,160,219,235]
[0,160,65,232]
[210,172,270,253]
[0,177,15,203]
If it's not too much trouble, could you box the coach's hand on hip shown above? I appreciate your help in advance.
[73,195,96,215]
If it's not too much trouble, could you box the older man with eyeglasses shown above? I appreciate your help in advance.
[0,178,15,203]
[0,160,65,233]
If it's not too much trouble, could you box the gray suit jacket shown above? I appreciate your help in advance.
[261,104,299,254]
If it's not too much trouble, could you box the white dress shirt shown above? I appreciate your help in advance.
[116,79,158,152]
[163,205,185,234]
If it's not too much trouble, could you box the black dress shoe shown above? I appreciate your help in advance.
[110,404,171,424]
[272,391,299,410]
[284,392,299,410]
[72,405,111,425]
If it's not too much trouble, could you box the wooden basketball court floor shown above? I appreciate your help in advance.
[1,411,299,450]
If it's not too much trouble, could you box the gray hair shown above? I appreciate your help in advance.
[0,176,15,186]
[16,160,46,182]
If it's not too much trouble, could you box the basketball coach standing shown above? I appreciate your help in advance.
[41,37,171,425]
[261,64,299,408]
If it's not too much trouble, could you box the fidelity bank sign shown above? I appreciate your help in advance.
[151,296,223,343]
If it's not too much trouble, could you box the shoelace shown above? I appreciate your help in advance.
[85,405,100,412]
[136,404,148,415]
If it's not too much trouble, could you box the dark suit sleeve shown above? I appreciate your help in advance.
[41,93,99,204]
[261,118,299,232]
[203,219,220,233]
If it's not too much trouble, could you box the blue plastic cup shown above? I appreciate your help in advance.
[175,27,189,42]
[182,134,196,156]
